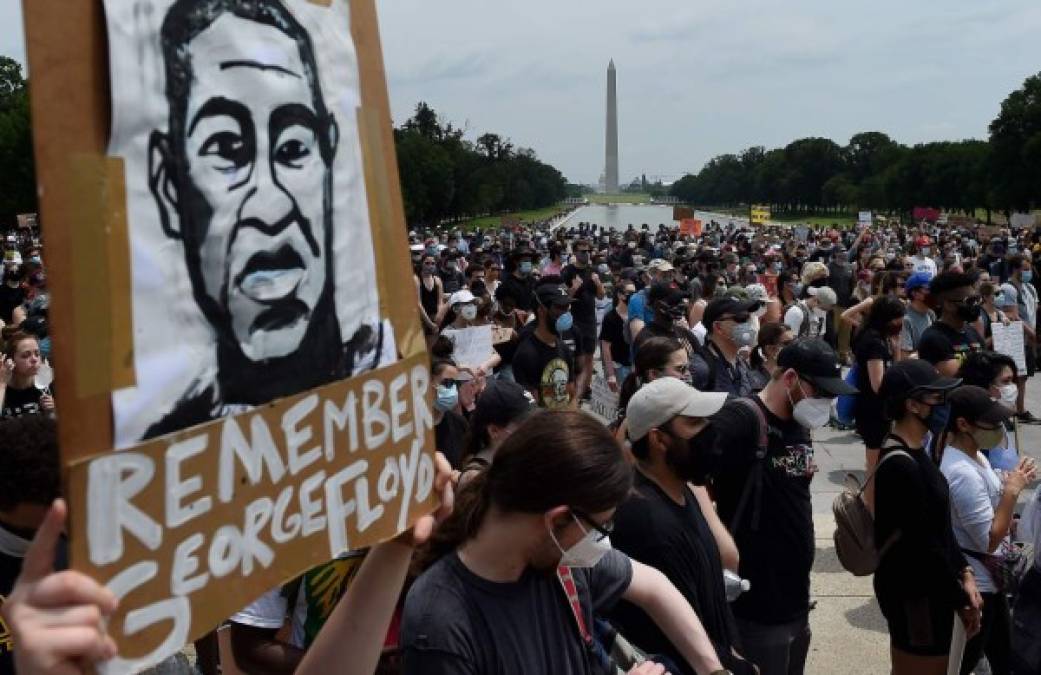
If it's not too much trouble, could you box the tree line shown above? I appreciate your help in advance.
[394,102,567,227]
[0,57,36,228]
[670,71,1041,218]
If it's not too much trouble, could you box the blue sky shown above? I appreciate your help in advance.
[6,1,1041,184]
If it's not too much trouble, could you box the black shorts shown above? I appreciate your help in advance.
[571,322,598,355]
[876,591,955,657]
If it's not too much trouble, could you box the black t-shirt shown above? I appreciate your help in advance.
[874,439,968,609]
[1,386,43,418]
[916,320,983,368]
[0,285,24,325]
[0,521,68,675]
[401,549,633,675]
[707,397,815,624]
[852,328,892,425]
[513,333,575,409]
[609,472,738,674]
[435,410,469,470]
[496,275,536,312]
[598,309,631,367]
[561,264,597,325]
[440,269,465,295]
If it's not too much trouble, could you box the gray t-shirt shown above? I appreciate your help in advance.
[1000,281,1038,328]
[940,447,1004,592]
[900,305,935,353]
[402,549,633,674]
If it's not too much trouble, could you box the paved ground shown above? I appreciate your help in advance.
[805,380,1041,674]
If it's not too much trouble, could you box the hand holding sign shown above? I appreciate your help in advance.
[2,499,119,675]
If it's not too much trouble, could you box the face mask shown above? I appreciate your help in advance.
[519,262,533,276]
[921,247,930,256]
[460,305,478,321]
[597,264,610,275]
[446,262,458,272]
[434,383,458,413]
[789,381,831,429]
[555,311,574,335]
[730,321,756,348]
[551,514,611,568]
[915,401,950,435]
[972,425,1005,450]
[422,264,436,274]
[792,283,804,297]
[575,252,590,264]
[685,424,718,485]
[998,383,1018,407]
[810,277,828,288]
[1023,270,1034,283]
[955,302,981,322]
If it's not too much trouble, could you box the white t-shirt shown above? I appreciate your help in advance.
[912,255,937,278]
[783,302,827,338]
[1019,487,1041,569]
[940,447,1004,592]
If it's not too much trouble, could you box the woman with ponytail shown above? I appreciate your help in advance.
[404,410,726,675]
[614,337,687,436]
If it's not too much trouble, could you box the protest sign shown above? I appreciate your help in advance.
[913,206,940,223]
[679,218,703,237]
[758,273,779,299]
[23,0,432,671]
[993,321,1028,374]
[442,325,495,372]
[673,206,694,221]
[750,205,771,225]
[1011,212,1039,229]
[16,213,37,229]
[590,373,619,422]
[858,211,872,227]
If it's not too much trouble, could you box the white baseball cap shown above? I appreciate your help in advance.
[448,289,476,306]
[626,378,727,442]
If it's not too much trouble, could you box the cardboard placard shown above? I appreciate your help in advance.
[673,206,694,221]
[23,0,432,672]
[589,373,619,422]
[993,321,1028,374]
[442,325,495,371]
[16,213,37,229]
[679,218,702,237]
[750,205,771,225]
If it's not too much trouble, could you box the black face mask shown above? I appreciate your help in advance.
[809,277,829,288]
[955,302,981,322]
[682,424,719,485]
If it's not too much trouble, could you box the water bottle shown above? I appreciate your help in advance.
[723,570,750,602]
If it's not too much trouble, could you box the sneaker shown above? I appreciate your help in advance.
[1016,411,1041,425]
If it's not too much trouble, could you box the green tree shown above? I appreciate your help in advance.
[0,57,36,226]
[989,71,1041,211]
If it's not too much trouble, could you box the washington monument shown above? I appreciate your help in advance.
[604,59,619,193]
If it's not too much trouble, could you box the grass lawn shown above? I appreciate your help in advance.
[770,212,857,228]
[586,193,652,204]
[458,205,567,231]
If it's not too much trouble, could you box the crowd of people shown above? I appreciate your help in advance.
[3,214,1041,675]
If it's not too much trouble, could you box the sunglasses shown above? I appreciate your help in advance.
[571,508,614,541]
[719,313,750,323]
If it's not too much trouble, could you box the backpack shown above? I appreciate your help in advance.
[783,301,813,337]
[727,398,771,533]
[832,447,912,576]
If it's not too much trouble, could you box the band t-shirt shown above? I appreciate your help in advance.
[0,386,43,418]
[561,264,598,326]
[707,397,816,625]
[598,309,632,368]
[513,333,575,409]
[401,549,633,675]
[916,321,984,368]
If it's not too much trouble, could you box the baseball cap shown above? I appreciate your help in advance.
[948,385,1014,426]
[702,296,761,328]
[647,282,687,307]
[627,378,727,442]
[648,259,675,273]
[904,272,932,293]
[808,286,837,309]
[776,339,857,397]
[535,283,571,308]
[878,359,961,402]
[448,289,476,306]
[471,380,536,432]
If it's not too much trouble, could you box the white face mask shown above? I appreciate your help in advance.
[551,514,612,568]
[790,381,832,429]
[460,305,478,321]
[998,383,1017,408]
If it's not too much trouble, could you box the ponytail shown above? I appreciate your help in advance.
[417,466,492,571]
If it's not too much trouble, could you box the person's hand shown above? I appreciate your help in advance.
[0,355,12,386]
[40,394,54,411]
[395,453,454,548]
[627,662,669,675]
[2,499,119,674]
[591,273,601,285]
[607,375,619,393]
[959,574,983,638]
[1005,456,1038,496]
[570,275,583,293]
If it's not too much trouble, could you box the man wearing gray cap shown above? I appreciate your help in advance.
[610,378,755,675]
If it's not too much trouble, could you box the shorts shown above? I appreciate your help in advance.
[571,322,598,355]
[876,592,955,657]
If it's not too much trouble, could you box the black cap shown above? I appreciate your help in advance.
[948,385,1014,426]
[879,359,962,401]
[777,338,857,397]
[535,283,571,308]
[509,247,535,261]
[702,296,761,329]
[647,282,686,307]
[471,380,536,432]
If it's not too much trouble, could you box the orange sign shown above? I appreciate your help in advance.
[680,218,702,237]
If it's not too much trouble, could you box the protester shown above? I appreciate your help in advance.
[957,351,1021,469]
[691,296,758,397]
[0,333,54,418]
[940,386,1036,675]
[873,360,982,675]
[900,272,935,358]
[600,279,636,392]
[611,378,754,674]
[456,378,535,482]
[979,281,1008,349]
[998,254,1039,423]
[917,272,985,377]
[512,283,576,409]
[404,410,727,674]
[628,259,675,340]
[562,239,606,402]
[703,339,856,675]
[748,322,794,392]
[784,284,835,339]
[416,253,446,340]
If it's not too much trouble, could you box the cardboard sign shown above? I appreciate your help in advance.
[16,213,37,229]
[993,321,1028,374]
[23,0,432,672]
[679,218,702,237]
[442,325,495,371]
[1010,212,1038,229]
[757,273,779,299]
[913,206,940,223]
[673,206,694,221]
[858,211,872,227]
[750,205,771,225]
[589,373,619,422]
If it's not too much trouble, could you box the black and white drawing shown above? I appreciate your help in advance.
[107,0,390,445]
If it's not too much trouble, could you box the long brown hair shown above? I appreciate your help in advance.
[421,410,632,567]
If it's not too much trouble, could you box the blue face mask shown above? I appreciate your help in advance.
[434,384,458,413]
[555,311,574,335]
[1023,270,1033,283]
[922,402,951,435]
[519,261,533,276]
